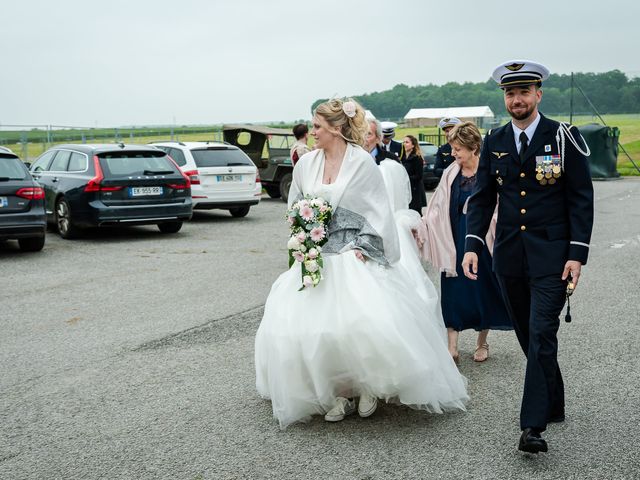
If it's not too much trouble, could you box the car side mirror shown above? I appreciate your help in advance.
[23,161,32,169]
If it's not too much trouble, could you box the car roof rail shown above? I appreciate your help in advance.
[148,140,186,146]
[194,139,232,145]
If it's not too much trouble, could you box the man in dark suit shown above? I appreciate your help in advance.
[434,117,462,178]
[365,119,399,165]
[380,121,403,159]
[462,60,594,454]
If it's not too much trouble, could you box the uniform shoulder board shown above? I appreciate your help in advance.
[486,129,493,136]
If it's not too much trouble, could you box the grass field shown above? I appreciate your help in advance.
[2,114,639,175]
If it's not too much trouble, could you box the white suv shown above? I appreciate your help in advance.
[151,141,261,217]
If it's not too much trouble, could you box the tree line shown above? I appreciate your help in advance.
[311,70,640,120]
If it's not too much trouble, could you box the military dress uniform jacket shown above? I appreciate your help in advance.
[434,143,454,179]
[385,139,403,159]
[374,145,398,165]
[464,114,594,278]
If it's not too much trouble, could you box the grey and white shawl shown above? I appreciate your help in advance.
[288,143,400,266]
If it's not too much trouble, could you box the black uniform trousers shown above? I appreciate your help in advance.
[496,272,566,432]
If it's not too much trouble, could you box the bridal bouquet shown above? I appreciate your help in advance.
[286,196,333,290]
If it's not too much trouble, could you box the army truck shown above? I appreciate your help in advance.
[223,124,297,202]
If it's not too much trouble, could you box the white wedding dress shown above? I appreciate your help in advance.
[255,148,468,429]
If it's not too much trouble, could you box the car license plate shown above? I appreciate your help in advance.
[0,196,7,208]
[216,174,242,182]
[129,186,163,197]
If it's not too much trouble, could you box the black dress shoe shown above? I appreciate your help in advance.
[518,428,548,453]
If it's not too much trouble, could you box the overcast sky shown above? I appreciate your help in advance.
[2,0,638,127]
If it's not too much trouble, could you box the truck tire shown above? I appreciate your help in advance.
[279,173,293,203]
[264,186,281,198]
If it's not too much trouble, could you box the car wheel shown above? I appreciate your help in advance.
[18,236,45,252]
[264,186,281,198]
[55,198,81,239]
[157,221,183,234]
[229,206,250,218]
[279,173,293,203]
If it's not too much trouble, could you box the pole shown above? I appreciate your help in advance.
[569,72,574,124]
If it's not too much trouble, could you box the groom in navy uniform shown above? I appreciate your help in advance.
[462,60,594,453]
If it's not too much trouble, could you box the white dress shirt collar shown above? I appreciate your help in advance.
[512,112,541,153]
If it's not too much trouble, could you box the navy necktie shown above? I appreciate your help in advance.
[519,132,528,162]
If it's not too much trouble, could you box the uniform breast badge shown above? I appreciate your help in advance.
[492,152,509,159]
[535,155,562,185]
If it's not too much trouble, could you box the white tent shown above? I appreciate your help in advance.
[404,106,494,127]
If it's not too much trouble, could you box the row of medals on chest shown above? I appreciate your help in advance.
[536,156,562,185]
[495,155,562,185]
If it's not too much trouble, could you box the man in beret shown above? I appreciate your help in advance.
[462,60,594,454]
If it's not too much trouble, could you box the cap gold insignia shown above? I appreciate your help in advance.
[492,152,509,158]
[505,63,525,71]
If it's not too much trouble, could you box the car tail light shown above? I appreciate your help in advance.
[255,173,261,184]
[184,169,200,185]
[85,156,124,192]
[168,182,189,189]
[16,187,45,200]
[165,157,191,190]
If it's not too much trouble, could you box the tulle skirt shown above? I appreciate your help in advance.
[255,239,469,429]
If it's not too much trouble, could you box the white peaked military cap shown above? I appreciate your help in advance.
[492,60,550,88]
[381,121,398,138]
[438,117,462,129]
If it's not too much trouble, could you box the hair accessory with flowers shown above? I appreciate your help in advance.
[286,195,333,290]
[342,101,357,118]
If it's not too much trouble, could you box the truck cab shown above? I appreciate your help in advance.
[223,124,296,202]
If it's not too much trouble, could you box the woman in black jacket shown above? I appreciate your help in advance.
[400,135,427,213]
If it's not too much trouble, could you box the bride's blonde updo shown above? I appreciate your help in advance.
[314,98,368,147]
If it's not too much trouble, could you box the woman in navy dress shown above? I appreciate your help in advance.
[439,123,511,362]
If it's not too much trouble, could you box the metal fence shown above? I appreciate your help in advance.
[0,124,225,161]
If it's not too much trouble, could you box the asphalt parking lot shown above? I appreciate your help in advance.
[1,180,639,479]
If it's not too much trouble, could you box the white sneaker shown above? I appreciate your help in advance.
[324,397,356,422]
[358,394,378,418]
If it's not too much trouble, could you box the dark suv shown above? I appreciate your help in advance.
[30,144,192,238]
[420,141,440,190]
[0,147,46,251]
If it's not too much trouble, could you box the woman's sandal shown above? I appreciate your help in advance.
[473,343,489,362]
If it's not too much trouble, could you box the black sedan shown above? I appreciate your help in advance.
[0,147,46,251]
[30,144,192,238]
[420,141,440,190]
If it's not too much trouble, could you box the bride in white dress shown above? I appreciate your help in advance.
[255,99,468,429]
